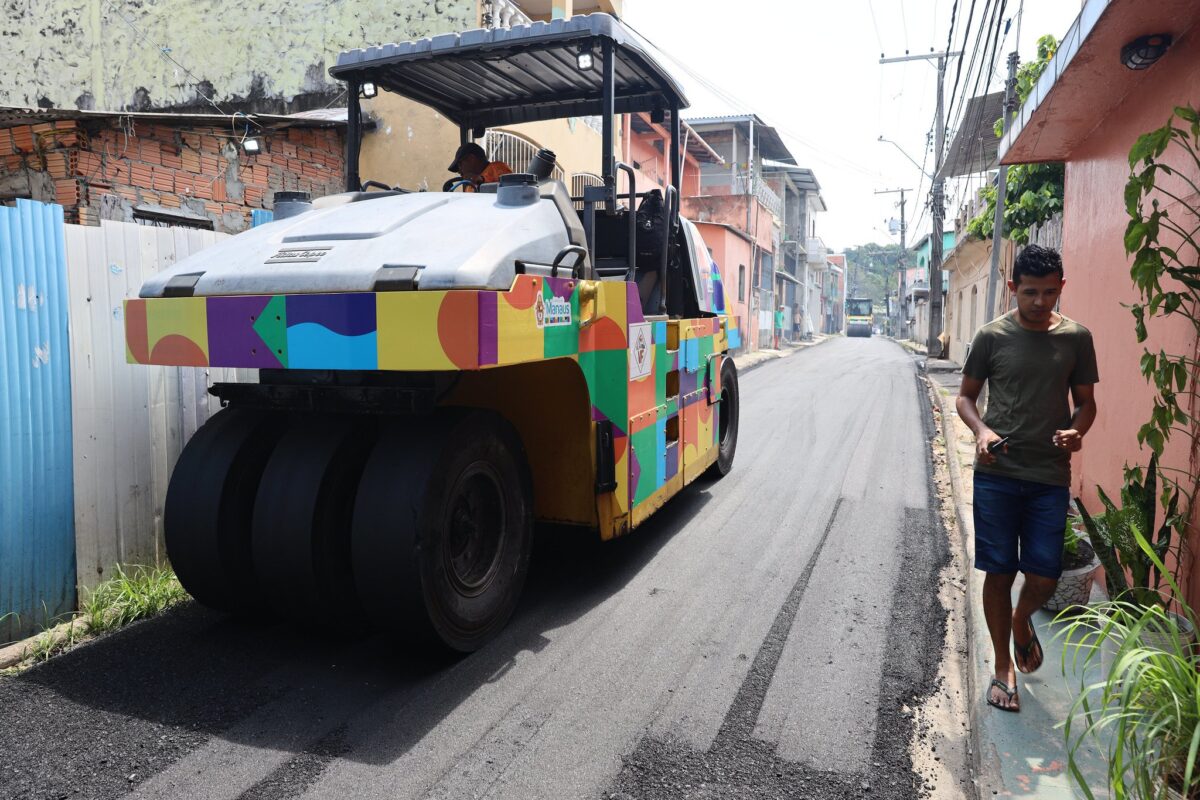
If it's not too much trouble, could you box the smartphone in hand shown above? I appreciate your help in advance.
[988,436,1010,454]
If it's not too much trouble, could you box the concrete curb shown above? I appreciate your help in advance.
[932,384,986,799]
[0,617,90,671]
[732,334,835,375]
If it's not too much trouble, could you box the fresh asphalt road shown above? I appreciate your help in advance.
[0,336,950,800]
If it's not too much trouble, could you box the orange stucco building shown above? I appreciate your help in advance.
[1000,0,1200,604]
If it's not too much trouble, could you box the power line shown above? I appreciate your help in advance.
[943,0,984,141]
[867,0,886,56]
[624,19,882,180]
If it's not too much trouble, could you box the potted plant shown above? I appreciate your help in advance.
[1063,524,1200,799]
[1075,454,1195,646]
[1043,515,1100,613]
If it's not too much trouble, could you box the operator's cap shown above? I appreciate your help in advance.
[448,142,487,173]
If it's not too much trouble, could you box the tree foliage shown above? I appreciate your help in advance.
[842,242,905,308]
[967,35,1065,245]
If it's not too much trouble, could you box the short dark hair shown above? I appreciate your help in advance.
[1012,244,1063,284]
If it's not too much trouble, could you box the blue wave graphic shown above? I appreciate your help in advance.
[286,323,378,369]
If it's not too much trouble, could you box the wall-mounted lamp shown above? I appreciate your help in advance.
[360,81,378,98]
[576,45,594,71]
[242,137,262,155]
[1121,34,1172,70]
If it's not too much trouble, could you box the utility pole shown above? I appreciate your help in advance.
[881,50,960,354]
[984,51,1020,326]
[875,187,909,337]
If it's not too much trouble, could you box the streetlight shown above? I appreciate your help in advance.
[877,135,932,179]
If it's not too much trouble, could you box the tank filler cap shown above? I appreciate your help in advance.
[496,173,540,207]
[273,190,313,221]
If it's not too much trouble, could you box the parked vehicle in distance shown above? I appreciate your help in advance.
[122,15,742,652]
[845,298,874,337]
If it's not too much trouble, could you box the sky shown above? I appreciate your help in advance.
[623,0,1083,252]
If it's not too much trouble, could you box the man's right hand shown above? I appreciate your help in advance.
[976,429,1006,465]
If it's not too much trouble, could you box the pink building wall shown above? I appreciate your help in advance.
[695,221,754,351]
[1054,28,1200,606]
[621,115,703,199]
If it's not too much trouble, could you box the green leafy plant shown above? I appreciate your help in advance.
[1061,515,1097,571]
[1124,105,1200,474]
[80,564,188,635]
[1123,105,1200,626]
[1077,454,1181,610]
[1062,524,1200,799]
[968,35,1065,245]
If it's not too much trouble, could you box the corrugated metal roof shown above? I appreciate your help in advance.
[0,107,347,131]
[630,112,723,165]
[331,14,689,129]
[936,91,1003,181]
[685,114,795,164]
[762,159,821,192]
[0,199,76,642]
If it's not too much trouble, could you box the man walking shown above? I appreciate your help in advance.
[956,245,1098,713]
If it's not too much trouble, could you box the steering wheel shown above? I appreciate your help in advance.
[442,177,475,192]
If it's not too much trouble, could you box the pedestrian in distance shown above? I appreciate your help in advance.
[955,244,1099,713]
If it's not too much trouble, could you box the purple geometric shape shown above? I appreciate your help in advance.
[664,435,679,482]
[628,444,642,508]
[478,292,498,366]
[545,276,574,300]
[207,295,284,368]
[286,293,376,336]
[626,282,645,324]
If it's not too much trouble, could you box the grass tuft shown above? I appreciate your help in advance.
[2,565,188,673]
[80,564,189,635]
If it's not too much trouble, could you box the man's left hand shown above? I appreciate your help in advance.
[1053,429,1083,452]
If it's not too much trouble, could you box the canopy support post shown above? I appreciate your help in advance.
[601,37,616,213]
[345,82,362,192]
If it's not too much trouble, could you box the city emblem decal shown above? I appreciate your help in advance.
[629,322,652,380]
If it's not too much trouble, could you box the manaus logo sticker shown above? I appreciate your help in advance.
[535,294,572,328]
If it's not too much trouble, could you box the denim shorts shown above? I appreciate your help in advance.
[973,471,1070,578]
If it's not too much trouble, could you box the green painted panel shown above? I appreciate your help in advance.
[630,425,658,506]
[579,348,628,429]
[253,295,288,367]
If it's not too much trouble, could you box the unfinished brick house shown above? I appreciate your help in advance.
[0,109,346,232]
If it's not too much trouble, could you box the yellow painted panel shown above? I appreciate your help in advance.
[145,297,208,361]
[377,291,454,370]
[496,292,544,365]
[630,471,684,529]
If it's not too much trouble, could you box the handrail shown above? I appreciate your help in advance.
[551,245,589,279]
[615,162,637,281]
[661,185,679,316]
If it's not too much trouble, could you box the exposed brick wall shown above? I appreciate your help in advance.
[0,119,344,232]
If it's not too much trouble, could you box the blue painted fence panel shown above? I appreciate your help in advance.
[251,209,274,227]
[0,199,75,643]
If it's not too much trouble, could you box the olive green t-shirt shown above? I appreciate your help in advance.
[962,312,1099,487]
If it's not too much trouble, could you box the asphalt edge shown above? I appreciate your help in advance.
[732,334,836,376]
[931,382,985,800]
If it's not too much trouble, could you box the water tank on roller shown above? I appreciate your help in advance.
[273,191,312,220]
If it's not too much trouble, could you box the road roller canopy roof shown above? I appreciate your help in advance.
[329,14,690,130]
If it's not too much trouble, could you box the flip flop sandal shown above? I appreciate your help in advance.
[986,678,1019,713]
[1014,625,1043,674]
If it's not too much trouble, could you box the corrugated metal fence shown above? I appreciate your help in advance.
[0,200,76,642]
[64,221,247,593]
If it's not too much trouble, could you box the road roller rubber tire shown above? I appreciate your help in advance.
[164,408,283,612]
[251,415,376,626]
[352,410,533,653]
[704,357,740,479]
